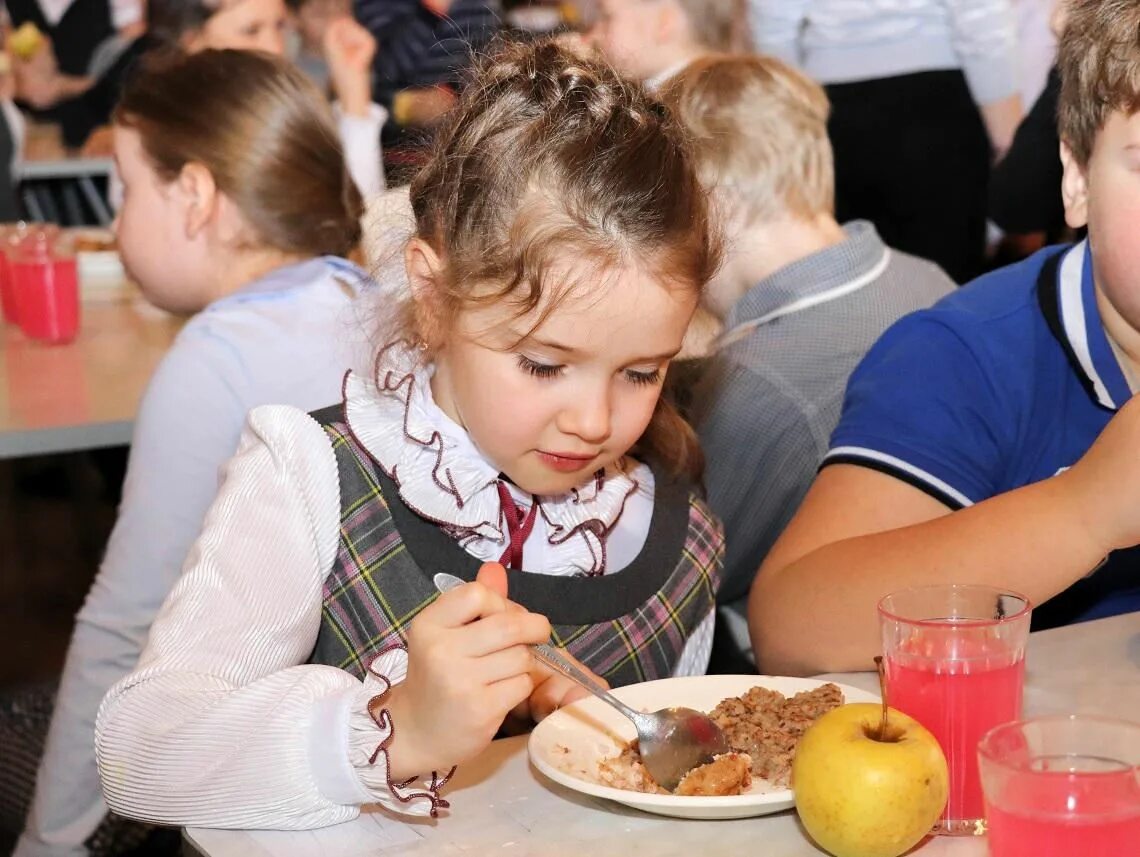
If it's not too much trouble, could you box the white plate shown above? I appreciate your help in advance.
[528,674,879,820]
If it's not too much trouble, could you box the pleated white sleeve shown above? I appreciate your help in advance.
[93,405,441,830]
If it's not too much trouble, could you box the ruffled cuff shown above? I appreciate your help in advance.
[347,647,456,818]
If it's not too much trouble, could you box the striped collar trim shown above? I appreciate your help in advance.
[1049,240,1131,411]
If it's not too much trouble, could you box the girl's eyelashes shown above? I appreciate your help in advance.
[517,353,565,379]
[516,354,664,386]
[625,368,663,386]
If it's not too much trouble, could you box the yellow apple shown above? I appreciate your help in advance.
[793,702,948,857]
[9,22,44,60]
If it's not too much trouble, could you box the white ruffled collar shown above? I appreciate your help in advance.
[343,342,642,576]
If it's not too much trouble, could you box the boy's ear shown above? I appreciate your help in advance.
[1059,141,1090,230]
[404,237,448,348]
[176,162,218,240]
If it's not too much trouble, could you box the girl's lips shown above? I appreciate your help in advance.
[536,451,597,472]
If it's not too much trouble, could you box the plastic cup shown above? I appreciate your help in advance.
[13,228,79,344]
[0,222,35,324]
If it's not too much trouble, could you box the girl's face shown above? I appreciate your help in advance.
[188,0,290,55]
[112,126,213,313]
[427,256,698,496]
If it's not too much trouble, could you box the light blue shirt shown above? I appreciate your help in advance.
[750,0,1019,104]
[17,256,377,857]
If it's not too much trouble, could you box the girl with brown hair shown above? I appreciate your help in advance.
[13,49,374,857]
[94,38,725,830]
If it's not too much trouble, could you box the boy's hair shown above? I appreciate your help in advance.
[1058,0,1140,165]
[664,53,834,223]
[116,49,363,258]
[402,38,720,482]
[675,0,751,52]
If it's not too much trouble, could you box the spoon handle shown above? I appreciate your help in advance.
[432,573,646,726]
[529,643,646,725]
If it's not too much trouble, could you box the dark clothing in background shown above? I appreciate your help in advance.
[0,111,19,221]
[53,34,150,148]
[5,0,113,76]
[355,0,501,109]
[989,66,1065,237]
[826,69,992,285]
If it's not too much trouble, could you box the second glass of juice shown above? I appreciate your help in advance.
[879,584,1031,835]
[979,715,1140,857]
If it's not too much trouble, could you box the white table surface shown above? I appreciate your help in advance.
[185,612,1140,857]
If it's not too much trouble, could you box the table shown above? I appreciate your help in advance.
[184,612,1140,857]
[0,290,181,458]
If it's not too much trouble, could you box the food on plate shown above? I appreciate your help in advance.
[597,683,844,796]
[793,701,948,857]
[598,744,753,796]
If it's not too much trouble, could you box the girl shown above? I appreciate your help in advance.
[14,50,373,857]
[94,39,724,829]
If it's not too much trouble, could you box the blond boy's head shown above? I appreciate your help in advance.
[592,0,749,83]
[666,54,834,227]
[1057,0,1140,326]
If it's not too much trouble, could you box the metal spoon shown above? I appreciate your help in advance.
[432,572,730,791]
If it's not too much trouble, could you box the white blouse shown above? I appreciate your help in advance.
[95,361,714,830]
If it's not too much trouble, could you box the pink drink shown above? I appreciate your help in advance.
[979,717,1140,857]
[986,773,1140,857]
[0,250,14,323]
[887,653,1024,823]
[13,230,79,344]
[880,586,1031,835]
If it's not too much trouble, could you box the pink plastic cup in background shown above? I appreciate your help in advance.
[13,227,79,345]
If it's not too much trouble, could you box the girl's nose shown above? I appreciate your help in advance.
[559,386,611,443]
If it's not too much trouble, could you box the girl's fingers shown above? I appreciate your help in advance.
[486,673,538,716]
[423,580,512,628]
[455,644,536,687]
[448,610,552,658]
[474,561,509,597]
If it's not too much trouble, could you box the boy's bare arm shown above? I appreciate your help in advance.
[748,402,1134,676]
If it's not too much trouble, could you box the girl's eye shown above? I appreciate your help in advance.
[517,354,564,379]
[625,368,662,387]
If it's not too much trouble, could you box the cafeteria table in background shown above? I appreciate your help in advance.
[0,264,181,459]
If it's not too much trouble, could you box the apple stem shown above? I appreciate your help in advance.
[874,655,889,739]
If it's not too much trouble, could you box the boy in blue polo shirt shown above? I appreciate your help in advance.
[748,0,1140,677]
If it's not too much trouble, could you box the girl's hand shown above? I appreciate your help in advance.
[422,0,454,15]
[383,563,551,778]
[525,651,604,723]
[323,16,375,118]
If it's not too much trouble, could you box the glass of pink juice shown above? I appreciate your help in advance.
[879,585,1031,835]
[979,716,1140,857]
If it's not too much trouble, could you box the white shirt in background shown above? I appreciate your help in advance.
[750,0,1020,106]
